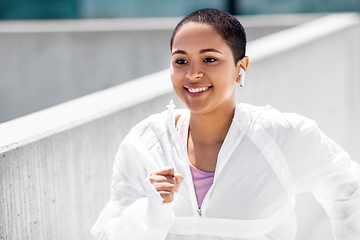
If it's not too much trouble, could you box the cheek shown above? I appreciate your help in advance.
[170,67,184,86]
[212,71,237,92]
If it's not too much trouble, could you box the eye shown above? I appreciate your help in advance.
[175,59,188,65]
[204,57,216,63]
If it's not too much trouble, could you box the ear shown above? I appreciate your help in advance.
[235,56,250,84]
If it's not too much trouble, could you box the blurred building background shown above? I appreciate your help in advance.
[1,0,360,19]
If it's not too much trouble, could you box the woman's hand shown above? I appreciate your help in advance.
[149,167,183,203]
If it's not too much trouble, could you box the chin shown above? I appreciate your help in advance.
[185,102,215,115]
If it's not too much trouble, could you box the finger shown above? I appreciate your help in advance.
[153,167,175,177]
[149,174,176,184]
[152,182,176,192]
[174,173,183,184]
[155,181,175,203]
[174,173,183,192]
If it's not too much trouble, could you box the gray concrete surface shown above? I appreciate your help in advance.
[0,14,323,123]
[0,13,359,240]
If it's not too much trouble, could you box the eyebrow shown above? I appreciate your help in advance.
[200,48,222,54]
[172,50,187,55]
[172,48,222,55]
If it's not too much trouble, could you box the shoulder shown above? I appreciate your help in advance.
[121,108,187,149]
[122,111,167,148]
[239,103,319,146]
[244,103,317,131]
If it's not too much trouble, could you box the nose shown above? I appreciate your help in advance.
[185,61,204,81]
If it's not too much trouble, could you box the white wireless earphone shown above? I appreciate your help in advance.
[239,68,245,87]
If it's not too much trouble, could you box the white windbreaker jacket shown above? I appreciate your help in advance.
[91,101,360,240]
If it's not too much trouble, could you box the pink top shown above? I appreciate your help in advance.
[176,112,215,208]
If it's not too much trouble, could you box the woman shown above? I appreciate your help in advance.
[92,8,360,240]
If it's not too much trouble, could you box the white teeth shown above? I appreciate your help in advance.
[188,87,208,93]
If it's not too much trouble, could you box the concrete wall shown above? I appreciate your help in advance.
[0,70,181,239]
[0,13,323,123]
[0,13,359,240]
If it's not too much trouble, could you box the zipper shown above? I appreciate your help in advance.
[197,207,202,218]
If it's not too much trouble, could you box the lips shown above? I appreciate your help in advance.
[187,87,210,93]
[184,86,212,96]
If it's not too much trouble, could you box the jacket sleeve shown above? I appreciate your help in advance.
[91,141,175,240]
[284,113,360,239]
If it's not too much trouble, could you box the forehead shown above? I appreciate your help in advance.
[172,22,229,52]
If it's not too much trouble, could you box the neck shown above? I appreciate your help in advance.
[189,102,236,145]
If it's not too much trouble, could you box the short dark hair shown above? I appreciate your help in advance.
[170,8,247,65]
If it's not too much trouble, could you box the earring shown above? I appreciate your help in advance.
[239,68,245,88]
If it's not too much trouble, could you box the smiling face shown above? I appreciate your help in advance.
[170,22,243,116]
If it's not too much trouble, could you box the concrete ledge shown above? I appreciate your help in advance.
[248,13,360,62]
[0,69,172,153]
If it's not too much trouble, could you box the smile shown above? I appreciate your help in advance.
[187,87,210,93]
